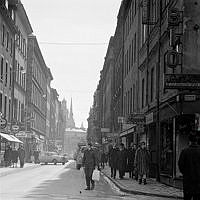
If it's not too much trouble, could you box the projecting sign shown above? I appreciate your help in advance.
[101,128,110,133]
[164,74,200,90]
[0,117,7,129]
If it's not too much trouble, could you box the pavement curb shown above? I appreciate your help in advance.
[102,171,183,199]
[0,164,41,177]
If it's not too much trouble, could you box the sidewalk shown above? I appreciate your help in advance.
[101,166,183,199]
[0,162,41,177]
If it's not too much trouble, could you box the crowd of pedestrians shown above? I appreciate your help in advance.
[3,145,25,168]
[108,141,150,185]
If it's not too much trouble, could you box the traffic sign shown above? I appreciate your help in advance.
[0,118,7,129]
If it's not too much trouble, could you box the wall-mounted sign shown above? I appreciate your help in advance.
[101,128,110,133]
[0,117,7,129]
[164,74,200,90]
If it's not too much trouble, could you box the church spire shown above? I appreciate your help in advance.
[67,98,75,129]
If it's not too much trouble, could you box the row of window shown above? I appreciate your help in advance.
[141,66,156,108]
[32,59,46,92]
[0,93,11,121]
[124,84,135,116]
[124,33,137,77]
[124,0,137,38]
[0,56,12,88]
[31,111,46,134]
[1,24,14,55]
[13,98,25,123]
[32,83,46,115]
[16,31,27,59]
[15,62,26,89]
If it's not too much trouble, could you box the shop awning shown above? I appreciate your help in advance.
[120,125,136,137]
[0,133,23,143]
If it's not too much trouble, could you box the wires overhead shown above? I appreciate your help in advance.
[39,42,108,46]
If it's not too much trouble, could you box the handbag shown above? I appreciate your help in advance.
[92,169,100,181]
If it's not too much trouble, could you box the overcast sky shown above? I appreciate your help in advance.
[22,0,121,128]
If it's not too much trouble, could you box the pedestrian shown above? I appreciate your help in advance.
[117,143,127,179]
[134,142,150,184]
[109,144,119,179]
[82,142,97,190]
[33,150,39,164]
[11,147,19,168]
[178,132,200,200]
[4,145,12,167]
[100,150,106,169]
[18,145,25,168]
[127,143,137,179]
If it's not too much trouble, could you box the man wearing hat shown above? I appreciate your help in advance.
[82,142,97,190]
[178,131,200,200]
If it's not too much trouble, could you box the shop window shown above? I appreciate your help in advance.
[160,120,173,175]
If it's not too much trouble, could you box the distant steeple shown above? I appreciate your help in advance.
[67,98,75,129]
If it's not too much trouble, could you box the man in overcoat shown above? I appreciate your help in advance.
[82,142,97,190]
[109,144,119,179]
[178,132,200,200]
[117,143,127,179]
[134,142,149,184]
[127,143,137,179]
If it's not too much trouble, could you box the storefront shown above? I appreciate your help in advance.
[0,132,23,166]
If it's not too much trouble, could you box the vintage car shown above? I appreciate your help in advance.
[39,151,66,165]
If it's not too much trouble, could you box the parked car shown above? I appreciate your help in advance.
[39,151,66,165]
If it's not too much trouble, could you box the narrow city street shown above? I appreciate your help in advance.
[0,161,172,200]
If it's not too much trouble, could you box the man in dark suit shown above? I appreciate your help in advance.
[82,142,97,190]
[178,132,200,200]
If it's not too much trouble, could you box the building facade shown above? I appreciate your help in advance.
[89,0,200,188]
[26,34,48,155]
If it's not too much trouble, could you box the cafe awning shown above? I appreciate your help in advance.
[0,133,23,143]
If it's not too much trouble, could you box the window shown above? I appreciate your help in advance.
[6,32,9,50]
[8,99,11,121]
[134,33,137,63]
[146,71,149,106]
[132,84,135,112]
[0,93,2,113]
[2,25,5,45]
[0,57,3,81]
[10,38,13,55]
[5,62,8,86]
[130,88,133,113]
[4,96,7,117]
[9,67,12,88]
[150,67,154,102]
[142,78,145,108]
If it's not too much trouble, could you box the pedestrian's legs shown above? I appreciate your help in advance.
[113,168,116,179]
[143,174,147,184]
[89,168,95,190]
[111,167,113,177]
[84,167,91,189]
[119,170,124,179]
[138,174,142,184]
[183,192,193,200]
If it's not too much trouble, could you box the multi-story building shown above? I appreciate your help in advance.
[0,0,18,155]
[0,0,17,124]
[45,67,53,149]
[13,2,33,127]
[90,0,200,188]
[26,34,48,154]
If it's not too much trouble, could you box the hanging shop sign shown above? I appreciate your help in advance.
[0,117,7,129]
[101,128,110,133]
[127,113,145,125]
[164,74,200,90]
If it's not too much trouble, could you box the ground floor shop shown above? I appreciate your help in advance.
[119,95,200,189]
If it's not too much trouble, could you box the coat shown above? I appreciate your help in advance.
[18,148,25,160]
[134,148,149,175]
[127,148,136,171]
[117,149,128,171]
[82,148,96,169]
[178,144,200,194]
[109,147,119,169]
[4,148,12,162]
[11,150,18,163]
